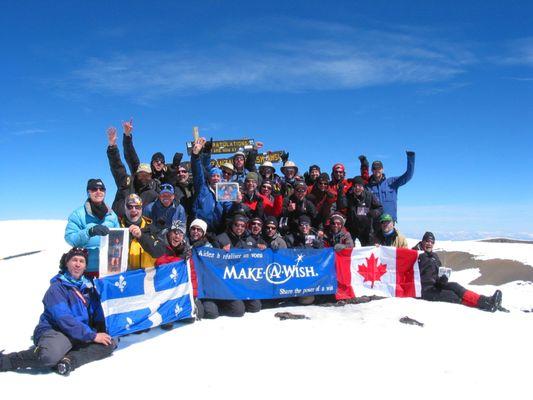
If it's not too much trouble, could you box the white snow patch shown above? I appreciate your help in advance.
[1,220,533,399]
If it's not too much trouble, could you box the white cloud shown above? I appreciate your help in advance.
[67,21,474,100]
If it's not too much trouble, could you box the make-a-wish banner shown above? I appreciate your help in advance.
[94,261,195,337]
[192,247,337,300]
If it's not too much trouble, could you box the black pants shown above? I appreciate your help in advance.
[422,282,467,304]
[1,329,115,372]
[199,299,262,318]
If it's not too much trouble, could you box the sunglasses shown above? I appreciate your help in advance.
[381,220,392,224]
[250,221,263,227]
[299,222,310,227]
[261,185,272,190]
[89,187,106,192]
[178,169,188,174]
[265,226,276,231]
[295,188,306,193]
[126,205,142,210]
[190,226,204,232]
[233,223,246,228]
[153,159,164,164]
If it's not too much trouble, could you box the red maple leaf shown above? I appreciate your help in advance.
[357,253,387,288]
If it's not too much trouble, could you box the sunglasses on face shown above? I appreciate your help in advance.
[318,181,328,186]
[126,205,142,210]
[71,247,89,258]
[233,223,246,228]
[261,185,272,190]
[190,226,204,232]
[178,170,188,174]
[265,226,276,231]
[89,187,106,192]
[299,223,310,227]
[295,188,306,193]
[153,159,164,164]
[250,221,263,227]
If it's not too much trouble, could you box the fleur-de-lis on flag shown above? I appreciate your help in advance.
[174,304,182,317]
[125,317,133,330]
[115,275,127,292]
[170,267,178,284]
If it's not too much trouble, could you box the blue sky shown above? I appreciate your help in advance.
[1,1,532,240]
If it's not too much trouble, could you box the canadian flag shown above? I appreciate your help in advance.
[335,246,421,300]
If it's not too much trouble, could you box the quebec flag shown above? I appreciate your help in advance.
[94,261,195,337]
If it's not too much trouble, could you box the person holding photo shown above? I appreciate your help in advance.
[0,248,116,376]
[417,232,503,312]
[64,179,119,278]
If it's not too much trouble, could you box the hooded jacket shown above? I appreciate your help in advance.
[65,201,119,273]
[33,274,103,344]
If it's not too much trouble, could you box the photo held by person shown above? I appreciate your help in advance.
[416,232,503,312]
[64,179,119,278]
[0,248,116,376]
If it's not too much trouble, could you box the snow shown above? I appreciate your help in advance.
[1,220,533,399]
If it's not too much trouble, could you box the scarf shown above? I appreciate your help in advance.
[89,199,108,220]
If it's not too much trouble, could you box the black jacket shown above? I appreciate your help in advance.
[284,229,324,249]
[418,251,442,292]
[281,195,318,233]
[107,145,159,217]
[338,188,383,237]
[214,230,257,249]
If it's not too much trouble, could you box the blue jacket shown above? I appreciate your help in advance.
[366,152,415,222]
[143,199,186,229]
[191,153,233,232]
[33,274,102,344]
[64,201,120,273]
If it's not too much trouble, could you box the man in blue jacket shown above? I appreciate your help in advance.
[362,151,415,222]
[0,248,116,376]
[190,137,234,233]
[143,183,187,230]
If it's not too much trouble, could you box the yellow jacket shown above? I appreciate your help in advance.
[120,217,157,270]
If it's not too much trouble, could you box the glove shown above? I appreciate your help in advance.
[358,155,369,168]
[172,152,183,168]
[406,150,415,157]
[281,151,289,164]
[203,138,213,154]
[89,225,110,237]
[436,274,448,288]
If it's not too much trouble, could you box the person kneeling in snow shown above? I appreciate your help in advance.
[0,248,116,376]
[416,232,503,312]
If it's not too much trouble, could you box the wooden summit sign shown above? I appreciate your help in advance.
[186,139,256,155]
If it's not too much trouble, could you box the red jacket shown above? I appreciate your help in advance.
[155,251,198,298]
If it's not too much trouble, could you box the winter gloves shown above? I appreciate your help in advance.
[89,225,110,237]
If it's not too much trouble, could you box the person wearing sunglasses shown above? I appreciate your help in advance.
[143,183,186,230]
[65,178,119,278]
[248,217,267,250]
[211,214,261,317]
[0,247,116,376]
[323,213,354,251]
[281,181,318,234]
[416,232,504,312]
[262,216,287,250]
[118,193,158,270]
[257,179,283,218]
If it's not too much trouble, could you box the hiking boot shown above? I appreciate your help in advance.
[0,350,13,372]
[491,290,503,311]
[56,358,72,377]
[160,322,174,331]
[477,295,496,312]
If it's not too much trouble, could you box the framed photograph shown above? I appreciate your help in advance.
[99,228,129,277]
[216,182,240,202]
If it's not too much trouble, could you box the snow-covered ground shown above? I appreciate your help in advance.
[1,220,533,399]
